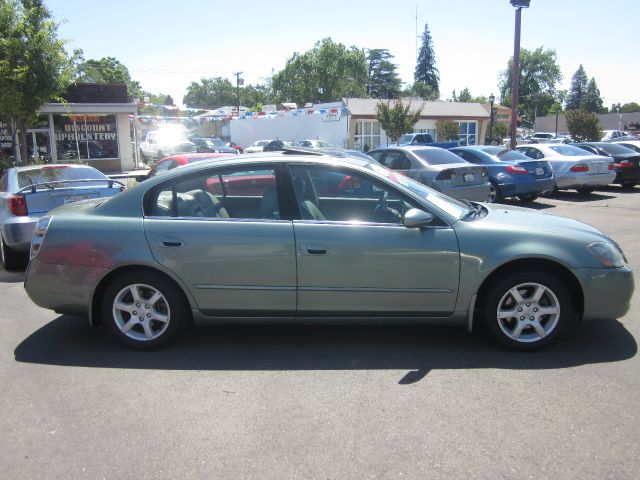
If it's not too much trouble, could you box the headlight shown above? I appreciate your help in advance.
[588,241,625,268]
[30,216,52,260]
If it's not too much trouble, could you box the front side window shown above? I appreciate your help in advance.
[289,164,422,225]
[149,167,279,220]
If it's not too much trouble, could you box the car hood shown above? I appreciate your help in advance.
[478,203,609,242]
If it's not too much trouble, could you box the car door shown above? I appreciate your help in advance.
[288,163,460,316]
[143,164,297,314]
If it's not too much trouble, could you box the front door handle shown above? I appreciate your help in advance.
[158,235,184,248]
[300,243,328,255]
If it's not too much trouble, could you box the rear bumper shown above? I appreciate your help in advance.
[573,265,634,321]
[438,182,490,202]
[1,216,39,251]
[614,169,640,184]
[556,172,616,190]
[499,177,556,197]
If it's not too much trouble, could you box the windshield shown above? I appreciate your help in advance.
[18,166,107,188]
[548,145,595,156]
[412,148,466,165]
[367,162,469,219]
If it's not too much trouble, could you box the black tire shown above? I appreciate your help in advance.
[517,193,539,202]
[480,270,572,350]
[1,235,28,271]
[621,181,637,189]
[576,187,595,195]
[487,181,503,203]
[102,271,190,349]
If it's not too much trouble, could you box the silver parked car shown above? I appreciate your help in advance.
[515,144,616,193]
[367,146,490,201]
[24,153,633,351]
[0,164,124,270]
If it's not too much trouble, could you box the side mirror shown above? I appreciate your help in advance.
[403,208,434,228]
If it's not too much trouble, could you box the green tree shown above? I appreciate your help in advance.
[565,65,588,110]
[375,99,423,145]
[241,83,272,110]
[76,55,142,101]
[619,102,640,113]
[138,92,174,116]
[498,47,562,122]
[366,48,401,99]
[271,38,367,105]
[414,22,439,98]
[565,109,601,142]
[452,87,488,103]
[436,120,459,141]
[410,81,438,100]
[0,0,75,163]
[183,77,236,108]
[582,77,603,113]
[492,122,509,143]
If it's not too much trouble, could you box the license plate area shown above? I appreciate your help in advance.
[463,173,475,183]
[64,194,93,204]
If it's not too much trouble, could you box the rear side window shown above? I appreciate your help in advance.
[17,166,106,188]
[413,149,464,165]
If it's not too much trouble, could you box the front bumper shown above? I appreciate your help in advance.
[573,265,635,321]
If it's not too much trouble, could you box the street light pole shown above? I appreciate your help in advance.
[488,93,495,145]
[509,0,530,149]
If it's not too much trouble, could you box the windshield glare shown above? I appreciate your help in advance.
[367,162,469,219]
[412,148,465,165]
[549,145,595,156]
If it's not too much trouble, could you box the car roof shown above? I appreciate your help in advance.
[371,145,444,152]
[160,153,234,162]
[10,163,101,173]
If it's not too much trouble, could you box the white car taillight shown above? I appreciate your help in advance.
[30,216,52,260]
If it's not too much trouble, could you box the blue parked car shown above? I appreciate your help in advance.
[450,146,556,203]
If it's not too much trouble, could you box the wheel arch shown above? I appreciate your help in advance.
[473,258,584,329]
[90,265,194,327]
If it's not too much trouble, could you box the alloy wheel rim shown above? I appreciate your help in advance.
[496,282,560,343]
[488,185,497,203]
[112,283,170,341]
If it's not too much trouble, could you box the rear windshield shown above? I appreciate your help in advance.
[412,148,465,165]
[597,143,636,155]
[548,145,595,156]
[18,166,106,188]
[497,150,530,161]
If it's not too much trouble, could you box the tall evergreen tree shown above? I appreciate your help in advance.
[366,49,401,99]
[414,22,439,99]
[565,65,588,110]
[582,78,603,113]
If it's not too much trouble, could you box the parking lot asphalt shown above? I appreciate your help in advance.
[1,186,639,479]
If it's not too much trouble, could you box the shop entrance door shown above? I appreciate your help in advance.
[27,129,52,162]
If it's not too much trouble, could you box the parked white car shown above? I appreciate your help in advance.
[244,140,273,153]
[516,144,615,194]
[601,130,626,142]
[529,132,556,144]
[140,127,196,162]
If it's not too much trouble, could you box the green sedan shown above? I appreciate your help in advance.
[24,151,634,350]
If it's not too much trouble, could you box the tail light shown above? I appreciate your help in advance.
[616,160,633,169]
[436,169,457,180]
[569,164,589,172]
[8,195,27,216]
[30,216,52,260]
[506,165,528,174]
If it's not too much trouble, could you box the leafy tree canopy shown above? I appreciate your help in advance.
[366,48,401,99]
[565,64,588,110]
[75,54,141,101]
[566,109,601,142]
[582,77,604,113]
[0,0,75,163]
[436,120,459,142]
[610,102,639,113]
[271,38,367,105]
[451,88,488,103]
[183,77,236,109]
[410,81,438,101]
[375,99,423,144]
[498,47,562,123]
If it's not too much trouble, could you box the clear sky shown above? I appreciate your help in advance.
[46,0,639,108]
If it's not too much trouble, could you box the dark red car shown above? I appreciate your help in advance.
[139,153,234,181]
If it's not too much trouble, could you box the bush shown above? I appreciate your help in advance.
[566,109,601,142]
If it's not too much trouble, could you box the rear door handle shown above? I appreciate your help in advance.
[158,235,184,248]
[300,243,328,255]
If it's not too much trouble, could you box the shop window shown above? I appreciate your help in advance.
[54,114,119,161]
[457,121,477,146]
[354,121,381,152]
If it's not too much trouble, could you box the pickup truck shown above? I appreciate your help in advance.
[139,129,196,162]
[398,133,459,149]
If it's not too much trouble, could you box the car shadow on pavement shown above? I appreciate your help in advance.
[498,199,556,210]
[0,268,25,284]
[14,315,637,384]
[547,191,617,202]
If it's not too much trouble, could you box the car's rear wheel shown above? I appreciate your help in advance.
[481,271,572,350]
[621,181,637,189]
[576,187,595,195]
[487,181,502,203]
[0,235,27,271]
[102,272,189,349]
[517,193,539,202]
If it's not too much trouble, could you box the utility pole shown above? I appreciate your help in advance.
[234,71,243,117]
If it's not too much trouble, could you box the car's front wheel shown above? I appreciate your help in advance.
[517,193,538,202]
[102,272,189,349]
[481,271,572,350]
[487,181,503,203]
[0,235,27,271]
